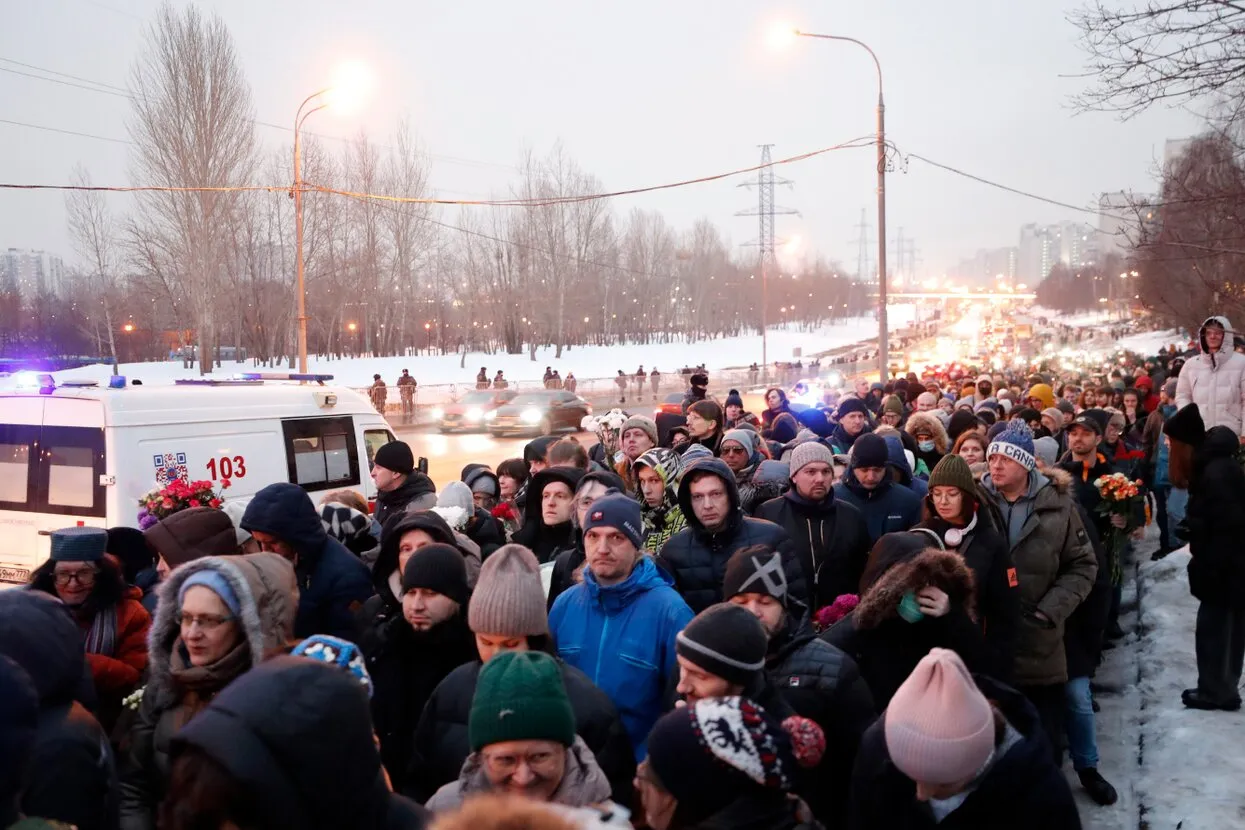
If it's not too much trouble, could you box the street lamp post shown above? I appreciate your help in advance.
[794,30,888,379]
[293,89,331,375]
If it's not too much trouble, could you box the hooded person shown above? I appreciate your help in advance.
[905,412,948,478]
[721,428,785,515]
[0,590,119,830]
[164,657,430,830]
[512,467,588,563]
[832,434,923,544]
[881,432,929,500]
[639,697,816,830]
[723,546,876,824]
[424,651,617,815]
[241,482,375,640]
[118,553,300,830]
[462,464,503,512]
[847,648,1081,830]
[371,441,438,526]
[756,442,871,613]
[657,456,809,614]
[360,543,477,786]
[408,545,635,806]
[438,481,506,560]
[28,526,151,729]
[545,470,628,610]
[1176,315,1245,435]
[633,448,688,553]
[822,533,988,707]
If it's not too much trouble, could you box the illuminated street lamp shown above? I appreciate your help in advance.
[293,62,372,374]
[122,323,135,333]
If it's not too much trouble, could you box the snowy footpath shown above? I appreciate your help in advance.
[1076,534,1245,829]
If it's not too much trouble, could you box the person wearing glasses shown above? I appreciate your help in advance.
[28,526,151,731]
[118,552,298,829]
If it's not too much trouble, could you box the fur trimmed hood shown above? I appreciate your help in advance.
[145,553,299,710]
[854,548,977,630]
[905,412,949,454]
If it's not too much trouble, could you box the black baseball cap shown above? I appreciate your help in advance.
[1068,412,1104,435]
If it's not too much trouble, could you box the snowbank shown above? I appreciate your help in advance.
[1134,548,1245,827]
[1114,328,1185,357]
[49,306,915,389]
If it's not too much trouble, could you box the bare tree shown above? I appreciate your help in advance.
[65,165,122,371]
[1071,1,1245,115]
[126,2,257,373]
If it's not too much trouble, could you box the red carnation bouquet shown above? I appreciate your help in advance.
[1092,472,1143,584]
[491,501,519,540]
[137,478,227,529]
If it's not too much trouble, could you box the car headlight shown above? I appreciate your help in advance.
[521,408,543,424]
[485,410,498,421]
[465,407,484,422]
[430,407,444,420]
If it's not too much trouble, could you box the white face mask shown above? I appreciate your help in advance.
[918,440,936,453]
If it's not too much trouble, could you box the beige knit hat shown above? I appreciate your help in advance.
[884,648,995,785]
[467,544,549,638]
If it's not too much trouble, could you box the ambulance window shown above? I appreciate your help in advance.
[0,440,31,506]
[38,426,106,517]
[364,429,396,467]
[47,446,95,509]
[282,417,360,492]
[324,433,350,481]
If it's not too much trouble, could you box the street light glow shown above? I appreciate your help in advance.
[766,22,799,51]
[324,61,373,114]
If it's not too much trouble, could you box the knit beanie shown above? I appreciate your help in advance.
[927,453,975,495]
[49,526,107,563]
[882,395,905,417]
[647,697,794,825]
[789,441,835,477]
[1164,402,1205,446]
[836,397,870,419]
[437,481,476,514]
[796,407,832,438]
[620,414,659,447]
[675,604,767,687]
[722,547,788,605]
[468,544,549,637]
[1033,436,1060,470]
[947,409,981,443]
[884,648,996,785]
[850,433,889,470]
[178,569,243,617]
[1056,399,1076,416]
[1041,408,1063,431]
[721,429,760,459]
[374,441,415,475]
[291,635,373,699]
[916,392,937,408]
[581,491,645,550]
[987,420,1036,472]
[1163,378,1178,399]
[401,543,470,607]
[469,651,576,751]
[724,389,744,409]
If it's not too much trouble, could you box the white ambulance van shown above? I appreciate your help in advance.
[0,372,397,584]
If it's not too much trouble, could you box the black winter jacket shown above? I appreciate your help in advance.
[405,657,635,807]
[767,610,876,827]
[173,657,429,830]
[1064,503,1112,679]
[1186,426,1245,608]
[511,467,587,563]
[657,457,808,613]
[847,675,1082,830]
[823,546,988,707]
[374,472,437,527]
[755,492,871,611]
[359,611,478,790]
[0,591,119,830]
[546,536,585,611]
[463,506,506,559]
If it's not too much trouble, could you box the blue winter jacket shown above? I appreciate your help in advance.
[832,467,923,544]
[241,482,375,640]
[882,433,929,499]
[549,556,693,761]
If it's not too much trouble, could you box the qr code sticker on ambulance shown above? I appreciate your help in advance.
[153,452,189,486]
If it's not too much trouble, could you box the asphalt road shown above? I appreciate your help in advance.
[391,422,599,485]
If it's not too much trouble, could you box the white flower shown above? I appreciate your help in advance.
[430,505,469,530]
[123,686,146,711]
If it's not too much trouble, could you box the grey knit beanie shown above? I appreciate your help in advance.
[467,544,549,637]
[789,441,835,476]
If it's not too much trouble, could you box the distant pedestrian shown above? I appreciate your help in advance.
[369,374,388,413]
[649,367,661,401]
[493,370,507,390]
[564,372,578,394]
[397,369,417,422]
[477,367,489,390]
[616,370,628,404]
[635,366,646,396]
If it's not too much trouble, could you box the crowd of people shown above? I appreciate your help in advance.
[3,315,1243,829]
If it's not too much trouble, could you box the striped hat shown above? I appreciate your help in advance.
[987,420,1036,472]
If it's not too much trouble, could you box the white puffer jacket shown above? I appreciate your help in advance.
[1175,315,1245,435]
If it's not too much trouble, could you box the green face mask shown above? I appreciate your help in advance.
[898,592,925,624]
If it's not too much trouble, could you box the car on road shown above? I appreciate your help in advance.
[655,392,685,417]
[431,388,518,433]
[487,390,592,437]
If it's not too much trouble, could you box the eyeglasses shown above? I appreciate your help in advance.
[720,446,748,455]
[53,569,97,586]
[482,748,560,777]
[178,612,235,631]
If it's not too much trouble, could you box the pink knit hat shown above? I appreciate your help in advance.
[884,648,995,785]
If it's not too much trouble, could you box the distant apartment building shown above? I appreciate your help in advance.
[950,246,1017,288]
[1,248,65,296]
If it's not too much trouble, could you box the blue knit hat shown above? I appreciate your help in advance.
[178,569,243,618]
[581,491,644,550]
[987,420,1036,472]
[292,635,373,699]
[50,527,108,563]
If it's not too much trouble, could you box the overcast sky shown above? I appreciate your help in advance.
[1,0,1203,277]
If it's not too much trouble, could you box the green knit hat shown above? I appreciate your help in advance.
[882,395,905,416]
[927,453,976,495]
[468,651,576,751]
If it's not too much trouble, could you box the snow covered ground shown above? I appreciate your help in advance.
[1076,535,1245,830]
[1113,328,1186,357]
[1036,307,1115,328]
[46,305,915,389]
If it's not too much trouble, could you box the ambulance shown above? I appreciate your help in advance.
[0,372,397,584]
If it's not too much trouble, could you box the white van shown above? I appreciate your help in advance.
[0,373,396,584]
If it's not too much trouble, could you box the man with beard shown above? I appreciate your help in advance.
[371,441,437,526]
[724,545,876,826]
[361,541,477,787]
[756,443,870,612]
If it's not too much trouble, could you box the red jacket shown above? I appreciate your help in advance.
[81,586,151,695]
